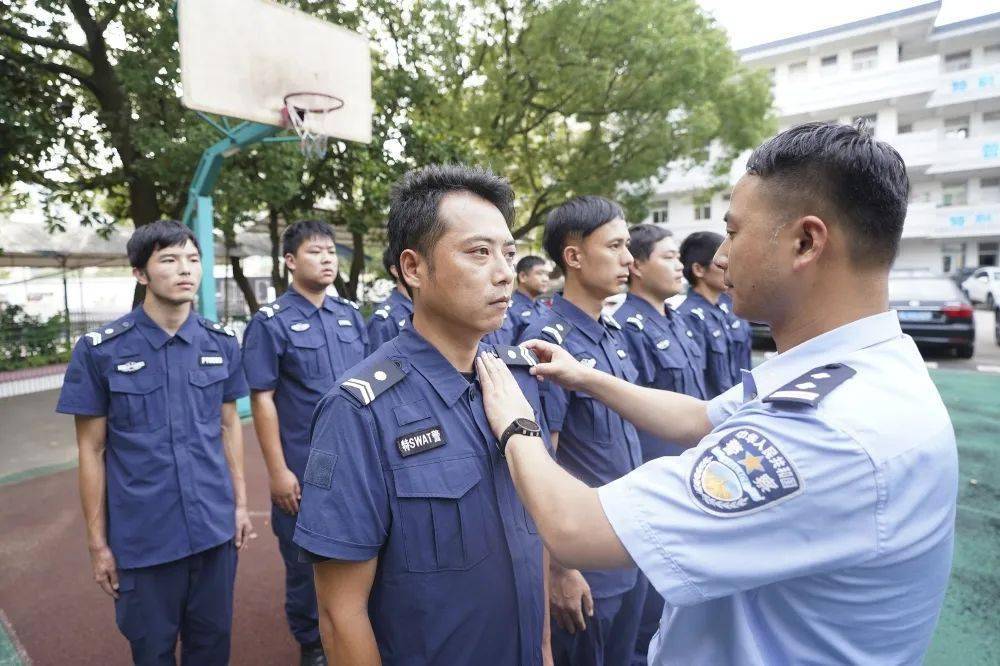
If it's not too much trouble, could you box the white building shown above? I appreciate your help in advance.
[650,1,1000,274]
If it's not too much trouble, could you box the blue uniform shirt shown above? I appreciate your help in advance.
[508,290,549,343]
[615,293,707,459]
[483,305,516,347]
[366,289,413,354]
[519,293,642,598]
[56,307,249,570]
[718,293,752,382]
[599,311,957,665]
[677,291,737,398]
[241,287,368,480]
[293,327,550,665]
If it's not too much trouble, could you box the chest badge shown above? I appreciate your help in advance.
[115,360,145,373]
[712,329,722,338]
[656,339,671,350]
[396,426,446,458]
[337,319,353,327]
[290,322,311,332]
[200,355,224,366]
[580,358,597,369]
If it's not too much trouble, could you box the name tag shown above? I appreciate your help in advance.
[338,319,353,327]
[290,322,310,332]
[115,360,145,373]
[396,426,446,458]
[200,355,224,366]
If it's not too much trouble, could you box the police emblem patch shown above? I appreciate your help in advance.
[290,322,310,332]
[115,360,145,373]
[689,428,802,517]
[396,426,446,458]
[337,319,353,327]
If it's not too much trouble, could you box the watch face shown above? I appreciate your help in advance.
[515,417,539,432]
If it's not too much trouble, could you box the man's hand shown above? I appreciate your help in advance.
[521,339,594,392]
[234,505,253,551]
[476,352,537,439]
[89,544,119,599]
[549,566,594,635]
[270,467,301,515]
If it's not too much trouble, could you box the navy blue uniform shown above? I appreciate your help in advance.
[518,294,644,666]
[241,286,367,647]
[719,292,753,380]
[56,306,248,664]
[508,290,549,343]
[366,289,413,353]
[293,327,550,665]
[677,291,737,399]
[483,304,516,347]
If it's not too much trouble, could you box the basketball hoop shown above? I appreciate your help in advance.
[282,92,344,159]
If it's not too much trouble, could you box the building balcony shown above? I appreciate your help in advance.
[927,62,1000,109]
[925,133,1000,176]
[888,129,938,170]
[903,202,1000,239]
[771,55,939,118]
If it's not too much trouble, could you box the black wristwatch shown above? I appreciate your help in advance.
[497,417,542,456]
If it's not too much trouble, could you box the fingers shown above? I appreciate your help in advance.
[552,606,571,633]
[582,588,595,618]
[522,338,556,361]
[288,492,300,514]
[97,572,119,599]
[568,596,587,632]
[475,356,494,392]
[108,565,119,593]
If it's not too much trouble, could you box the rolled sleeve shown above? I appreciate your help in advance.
[56,339,107,416]
[241,318,281,391]
[293,394,389,561]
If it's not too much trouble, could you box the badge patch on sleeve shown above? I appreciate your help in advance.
[396,426,446,458]
[303,449,338,489]
[689,428,802,516]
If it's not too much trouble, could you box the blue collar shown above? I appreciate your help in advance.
[512,290,535,309]
[133,306,198,349]
[282,285,337,316]
[551,293,607,344]
[391,327,475,407]
[388,289,413,313]
[623,292,670,321]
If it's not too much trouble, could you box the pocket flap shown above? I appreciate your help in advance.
[392,457,482,499]
[289,334,324,349]
[393,400,431,426]
[653,347,685,369]
[188,368,228,387]
[109,372,161,395]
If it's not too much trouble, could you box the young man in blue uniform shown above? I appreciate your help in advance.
[613,223,707,665]
[677,231,739,398]
[366,247,413,353]
[293,164,553,665]
[479,121,958,665]
[718,291,753,378]
[56,220,252,665]
[508,255,551,342]
[241,219,366,665]
[517,195,644,666]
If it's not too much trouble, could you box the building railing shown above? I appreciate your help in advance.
[928,62,1000,108]
[903,202,1000,239]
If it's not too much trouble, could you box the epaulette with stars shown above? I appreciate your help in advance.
[258,302,282,318]
[689,307,706,321]
[541,319,575,346]
[763,363,856,408]
[84,319,134,346]
[373,306,390,320]
[491,344,539,367]
[335,295,360,310]
[199,318,236,337]
[340,359,406,406]
[625,313,644,331]
[602,314,621,330]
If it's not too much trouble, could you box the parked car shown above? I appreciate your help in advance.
[995,303,1000,346]
[889,275,975,358]
[951,266,978,289]
[961,266,1000,308]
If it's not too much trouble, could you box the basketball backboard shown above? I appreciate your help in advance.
[177,0,373,145]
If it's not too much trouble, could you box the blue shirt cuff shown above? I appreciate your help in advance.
[292,524,381,562]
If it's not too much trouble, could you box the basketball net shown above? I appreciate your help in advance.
[282,93,344,159]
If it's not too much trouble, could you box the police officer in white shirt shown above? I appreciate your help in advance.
[475,120,958,665]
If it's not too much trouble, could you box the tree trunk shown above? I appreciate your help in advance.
[346,229,366,301]
[268,207,287,296]
[229,256,259,313]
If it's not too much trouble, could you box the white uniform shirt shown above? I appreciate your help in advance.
[599,311,957,664]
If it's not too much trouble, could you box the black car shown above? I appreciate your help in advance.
[889,276,975,358]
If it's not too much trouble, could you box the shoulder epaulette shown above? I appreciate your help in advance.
[689,307,705,321]
[602,314,621,330]
[373,307,390,320]
[763,363,857,408]
[84,319,134,346]
[258,302,282,318]
[199,318,236,337]
[625,315,644,331]
[336,296,360,310]
[541,319,575,346]
[340,359,406,406]
[492,344,539,367]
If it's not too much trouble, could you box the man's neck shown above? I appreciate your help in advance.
[628,283,667,316]
[692,283,721,305]
[411,309,482,373]
[142,295,191,336]
[561,278,607,321]
[290,281,327,308]
[516,286,537,302]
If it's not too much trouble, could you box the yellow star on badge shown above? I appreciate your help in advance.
[739,453,763,473]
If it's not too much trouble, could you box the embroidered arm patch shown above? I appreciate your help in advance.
[303,449,338,489]
[689,428,803,517]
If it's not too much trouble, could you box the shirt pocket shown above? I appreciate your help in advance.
[188,367,230,423]
[335,318,361,344]
[573,394,613,445]
[108,371,165,433]
[392,456,491,573]
[287,333,329,378]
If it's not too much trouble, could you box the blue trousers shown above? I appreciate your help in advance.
[272,505,320,646]
[551,583,646,666]
[113,541,237,665]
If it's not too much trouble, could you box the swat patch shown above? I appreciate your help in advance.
[200,355,224,366]
[396,426,446,458]
[290,322,310,332]
[763,363,857,407]
[115,360,145,373]
[303,449,338,489]
[340,360,406,406]
[689,428,802,517]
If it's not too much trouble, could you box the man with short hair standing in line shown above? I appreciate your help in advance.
[508,255,551,342]
[366,247,413,353]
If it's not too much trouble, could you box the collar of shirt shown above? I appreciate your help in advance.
[551,293,607,343]
[391,326,474,406]
[743,311,902,403]
[512,290,535,310]
[388,289,413,313]
[283,285,337,317]
[623,292,672,325]
[684,290,722,314]
[133,306,199,349]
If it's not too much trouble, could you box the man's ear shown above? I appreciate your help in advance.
[132,267,149,286]
[628,259,644,281]
[563,244,582,271]
[284,252,297,273]
[691,262,707,280]
[792,215,828,271]
[398,248,422,292]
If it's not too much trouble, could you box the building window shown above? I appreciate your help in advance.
[651,206,669,224]
[694,204,712,221]
[979,242,999,267]
[852,46,878,71]
[788,61,807,80]
[985,44,1000,65]
[981,177,1000,203]
[853,113,877,132]
[941,181,968,207]
[820,55,838,75]
[944,116,970,139]
[898,122,913,135]
[983,110,1000,132]
[943,51,972,72]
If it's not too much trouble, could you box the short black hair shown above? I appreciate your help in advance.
[382,246,395,276]
[282,219,336,257]
[387,164,515,295]
[680,231,723,286]
[543,195,625,270]
[127,219,199,270]
[745,121,909,267]
[515,255,546,278]
[628,224,673,263]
